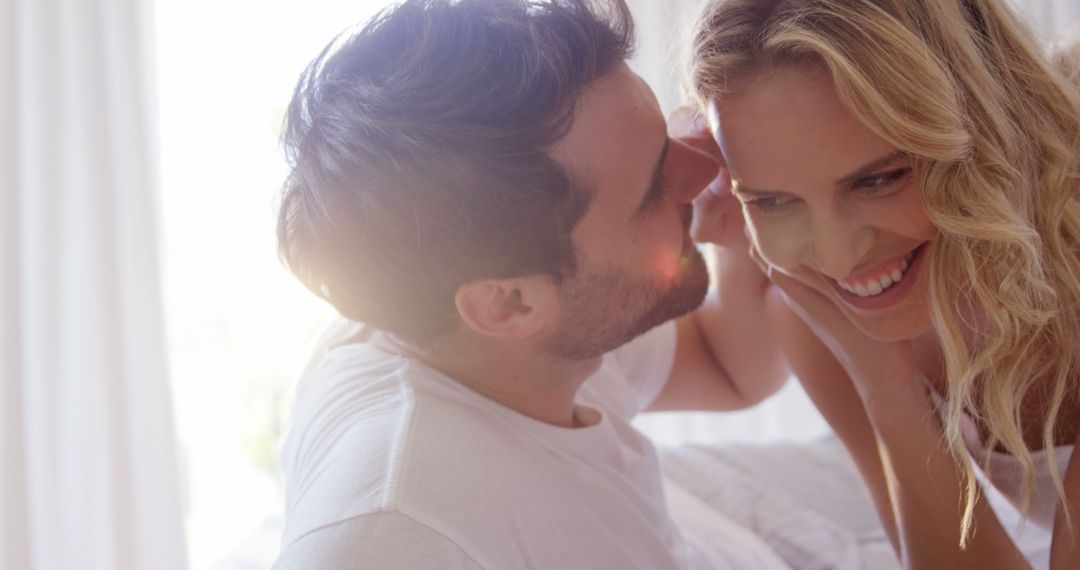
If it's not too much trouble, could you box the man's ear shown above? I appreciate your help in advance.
[454,276,557,339]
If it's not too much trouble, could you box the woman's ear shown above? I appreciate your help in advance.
[454,276,557,339]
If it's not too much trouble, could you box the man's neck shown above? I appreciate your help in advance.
[371,331,600,428]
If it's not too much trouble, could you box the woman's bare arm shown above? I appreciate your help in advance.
[765,294,900,552]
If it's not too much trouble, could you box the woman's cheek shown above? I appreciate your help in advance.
[745,213,802,273]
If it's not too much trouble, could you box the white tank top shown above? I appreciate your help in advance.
[959,418,1073,528]
[930,390,1072,526]
[937,392,1073,568]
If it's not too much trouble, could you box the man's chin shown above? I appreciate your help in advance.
[543,251,709,361]
[637,252,709,331]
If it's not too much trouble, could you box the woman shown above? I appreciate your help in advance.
[688,0,1080,568]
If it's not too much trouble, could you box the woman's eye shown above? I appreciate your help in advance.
[853,168,911,195]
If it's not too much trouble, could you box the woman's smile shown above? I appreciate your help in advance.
[825,243,929,311]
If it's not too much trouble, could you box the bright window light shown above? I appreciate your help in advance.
[155,1,397,567]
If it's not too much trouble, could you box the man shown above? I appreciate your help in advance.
[271,0,789,567]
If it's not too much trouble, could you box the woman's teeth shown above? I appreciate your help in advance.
[837,250,917,298]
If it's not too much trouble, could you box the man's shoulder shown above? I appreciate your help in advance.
[277,341,419,538]
[277,342,539,547]
[283,340,418,470]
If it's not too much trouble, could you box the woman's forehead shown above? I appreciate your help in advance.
[708,67,896,191]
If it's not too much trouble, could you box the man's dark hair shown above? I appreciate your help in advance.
[277,0,634,344]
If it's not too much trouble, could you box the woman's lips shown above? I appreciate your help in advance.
[826,243,928,311]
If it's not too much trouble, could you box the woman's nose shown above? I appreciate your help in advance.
[802,211,875,280]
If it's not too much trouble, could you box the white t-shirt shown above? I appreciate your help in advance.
[271,320,787,570]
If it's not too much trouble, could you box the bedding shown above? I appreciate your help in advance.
[659,436,899,570]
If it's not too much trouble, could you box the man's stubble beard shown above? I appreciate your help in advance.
[543,245,710,361]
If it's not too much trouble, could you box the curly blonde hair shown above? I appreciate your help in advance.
[688,0,1080,544]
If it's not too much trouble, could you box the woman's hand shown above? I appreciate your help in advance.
[756,251,925,404]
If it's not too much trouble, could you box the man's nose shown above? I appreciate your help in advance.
[665,136,723,204]
[802,210,875,280]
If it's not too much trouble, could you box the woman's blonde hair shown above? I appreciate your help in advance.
[689,0,1080,545]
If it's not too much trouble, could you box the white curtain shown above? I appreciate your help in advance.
[0,0,188,569]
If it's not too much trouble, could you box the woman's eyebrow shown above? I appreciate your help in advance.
[833,150,907,187]
[733,150,908,197]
